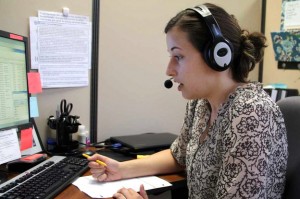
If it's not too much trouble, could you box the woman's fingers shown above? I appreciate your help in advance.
[139,185,148,199]
[113,186,148,199]
[113,188,130,199]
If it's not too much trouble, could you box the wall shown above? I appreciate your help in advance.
[263,0,300,90]
[97,0,263,141]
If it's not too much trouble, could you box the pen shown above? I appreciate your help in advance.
[82,153,107,167]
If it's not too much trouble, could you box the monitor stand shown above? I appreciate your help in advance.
[48,147,82,157]
[48,140,81,156]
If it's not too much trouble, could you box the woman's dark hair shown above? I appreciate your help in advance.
[164,3,267,83]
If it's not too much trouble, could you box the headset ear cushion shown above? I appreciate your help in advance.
[204,39,233,71]
[203,41,223,71]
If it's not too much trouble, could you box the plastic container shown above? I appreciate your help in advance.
[47,138,57,152]
[85,131,90,147]
[77,125,87,145]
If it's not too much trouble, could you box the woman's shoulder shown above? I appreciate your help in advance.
[231,82,274,108]
[228,82,283,120]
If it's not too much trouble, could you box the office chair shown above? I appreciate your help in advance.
[277,96,300,199]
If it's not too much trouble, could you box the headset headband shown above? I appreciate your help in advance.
[185,5,233,71]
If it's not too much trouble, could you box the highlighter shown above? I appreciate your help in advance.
[82,153,107,167]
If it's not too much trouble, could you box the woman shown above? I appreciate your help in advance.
[88,3,288,199]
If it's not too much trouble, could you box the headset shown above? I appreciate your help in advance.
[186,5,233,71]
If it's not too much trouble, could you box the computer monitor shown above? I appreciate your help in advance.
[0,30,43,167]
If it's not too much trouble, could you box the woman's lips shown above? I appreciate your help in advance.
[178,83,183,91]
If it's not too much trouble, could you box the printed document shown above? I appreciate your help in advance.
[0,129,21,164]
[29,11,91,88]
[72,175,172,198]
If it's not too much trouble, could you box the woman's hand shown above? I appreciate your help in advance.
[88,153,122,182]
[113,184,149,199]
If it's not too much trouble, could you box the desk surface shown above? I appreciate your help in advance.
[5,148,187,199]
[54,170,186,199]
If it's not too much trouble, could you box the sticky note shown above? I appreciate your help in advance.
[30,96,39,117]
[21,154,46,163]
[27,72,42,94]
[20,128,33,151]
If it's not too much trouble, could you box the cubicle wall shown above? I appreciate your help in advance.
[263,0,300,91]
[0,0,262,146]
[97,0,263,141]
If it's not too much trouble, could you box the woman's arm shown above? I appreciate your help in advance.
[119,149,184,179]
[88,149,184,182]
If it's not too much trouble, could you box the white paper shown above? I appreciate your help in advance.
[29,11,91,88]
[38,10,89,25]
[0,129,21,164]
[72,176,172,198]
[39,64,89,88]
[29,17,40,69]
[280,90,287,100]
[284,1,300,30]
[270,89,278,102]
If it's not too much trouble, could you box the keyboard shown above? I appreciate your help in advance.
[0,156,89,199]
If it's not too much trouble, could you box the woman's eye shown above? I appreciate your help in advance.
[174,55,183,61]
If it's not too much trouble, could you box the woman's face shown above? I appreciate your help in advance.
[166,27,218,100]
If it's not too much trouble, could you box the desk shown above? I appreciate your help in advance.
[5,148,188,199]
[55,170,187,199]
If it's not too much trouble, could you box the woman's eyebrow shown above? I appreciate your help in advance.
[170,46,181,51]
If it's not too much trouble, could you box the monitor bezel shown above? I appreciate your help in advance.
[0,29,44,159]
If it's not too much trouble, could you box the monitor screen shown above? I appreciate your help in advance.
[0,30,30,130]
[0,30,43,168]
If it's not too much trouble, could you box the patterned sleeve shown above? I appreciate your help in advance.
[170,100,197,166]
[216,96,288,198]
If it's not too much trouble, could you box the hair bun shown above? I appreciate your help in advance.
[240,30,267,71]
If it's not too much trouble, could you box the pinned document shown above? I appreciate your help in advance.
[282,1,300,31]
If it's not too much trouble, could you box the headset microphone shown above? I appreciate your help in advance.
[164,78,173,89]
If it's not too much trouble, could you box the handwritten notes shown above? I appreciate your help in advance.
[284,1,300,30]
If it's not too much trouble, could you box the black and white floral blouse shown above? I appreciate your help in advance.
[171,82,288,199]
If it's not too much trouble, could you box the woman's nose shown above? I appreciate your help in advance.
[166,59,176,77]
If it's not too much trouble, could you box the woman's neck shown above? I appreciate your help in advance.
[207,80,245,124]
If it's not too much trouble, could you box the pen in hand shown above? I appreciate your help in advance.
[82,153,107,167]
